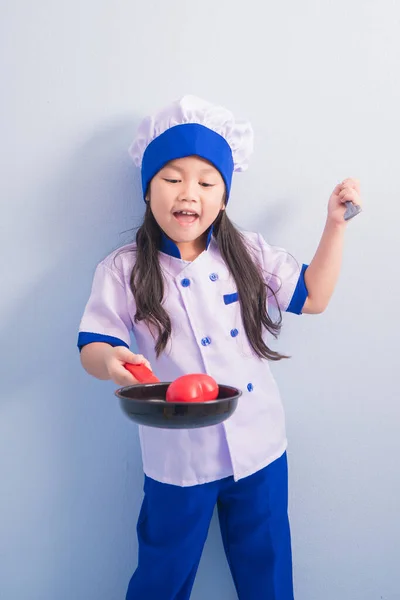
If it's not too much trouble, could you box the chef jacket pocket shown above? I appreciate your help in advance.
[223,292,239,305]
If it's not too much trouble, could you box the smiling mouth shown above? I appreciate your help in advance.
[173,210,199,225]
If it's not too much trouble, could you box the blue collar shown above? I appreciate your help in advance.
[160,226,214,259]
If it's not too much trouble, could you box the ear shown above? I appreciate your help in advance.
[144,184,151,204]
[220,191,227,210]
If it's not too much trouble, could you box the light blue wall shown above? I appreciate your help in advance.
[1,1,399,598]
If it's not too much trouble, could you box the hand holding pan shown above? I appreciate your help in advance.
[124,362,160,384]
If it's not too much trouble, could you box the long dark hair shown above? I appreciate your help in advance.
[129,204,288,361]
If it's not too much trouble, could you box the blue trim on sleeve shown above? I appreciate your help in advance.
[224,292,239,305]
[286,264,309,315]
[77,332,129,352]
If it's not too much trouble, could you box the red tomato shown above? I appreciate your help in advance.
[193,374,219,401]
[166,374,219,403]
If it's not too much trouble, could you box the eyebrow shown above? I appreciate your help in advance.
[164,163,217,175]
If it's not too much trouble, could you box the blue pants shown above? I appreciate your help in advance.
[126,452,294,600]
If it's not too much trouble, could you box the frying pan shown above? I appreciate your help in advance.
[115,364,241,429]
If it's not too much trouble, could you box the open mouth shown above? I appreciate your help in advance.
[173,210,199,225]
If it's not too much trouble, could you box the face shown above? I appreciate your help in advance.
[148,156,226,259]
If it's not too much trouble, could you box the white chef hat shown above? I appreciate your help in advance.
[128,95,254,200]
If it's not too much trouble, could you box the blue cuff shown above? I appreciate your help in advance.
[77,332,129,352]
[286,264,308,315]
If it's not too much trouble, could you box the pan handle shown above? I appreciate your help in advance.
[124,363,160,384]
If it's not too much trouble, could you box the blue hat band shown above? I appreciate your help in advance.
[141,123,234,200]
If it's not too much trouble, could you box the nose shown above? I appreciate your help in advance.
[177,178,200,203]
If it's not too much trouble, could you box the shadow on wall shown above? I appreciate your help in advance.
[1,116,145,401]
[0,117,148,600]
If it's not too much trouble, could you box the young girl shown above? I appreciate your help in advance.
[78,95,361,600]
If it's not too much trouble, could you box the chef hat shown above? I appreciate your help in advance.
[128,95,254,200]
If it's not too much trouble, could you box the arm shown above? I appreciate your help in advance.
[81,342,117,380]
[303,178,361,314]
[77,260,152,385]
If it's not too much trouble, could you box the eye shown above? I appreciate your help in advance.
[199,183,215,188]
[163,178,180,184]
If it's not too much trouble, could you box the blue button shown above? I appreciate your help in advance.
[181,278,191,287]
[201,337,211,346]
[230,329,239,337]
[247,383,254,392]
[209,273,219,281]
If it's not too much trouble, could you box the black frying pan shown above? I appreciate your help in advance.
[115,364,241,429]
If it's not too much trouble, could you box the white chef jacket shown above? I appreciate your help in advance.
[78,230,308,486]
